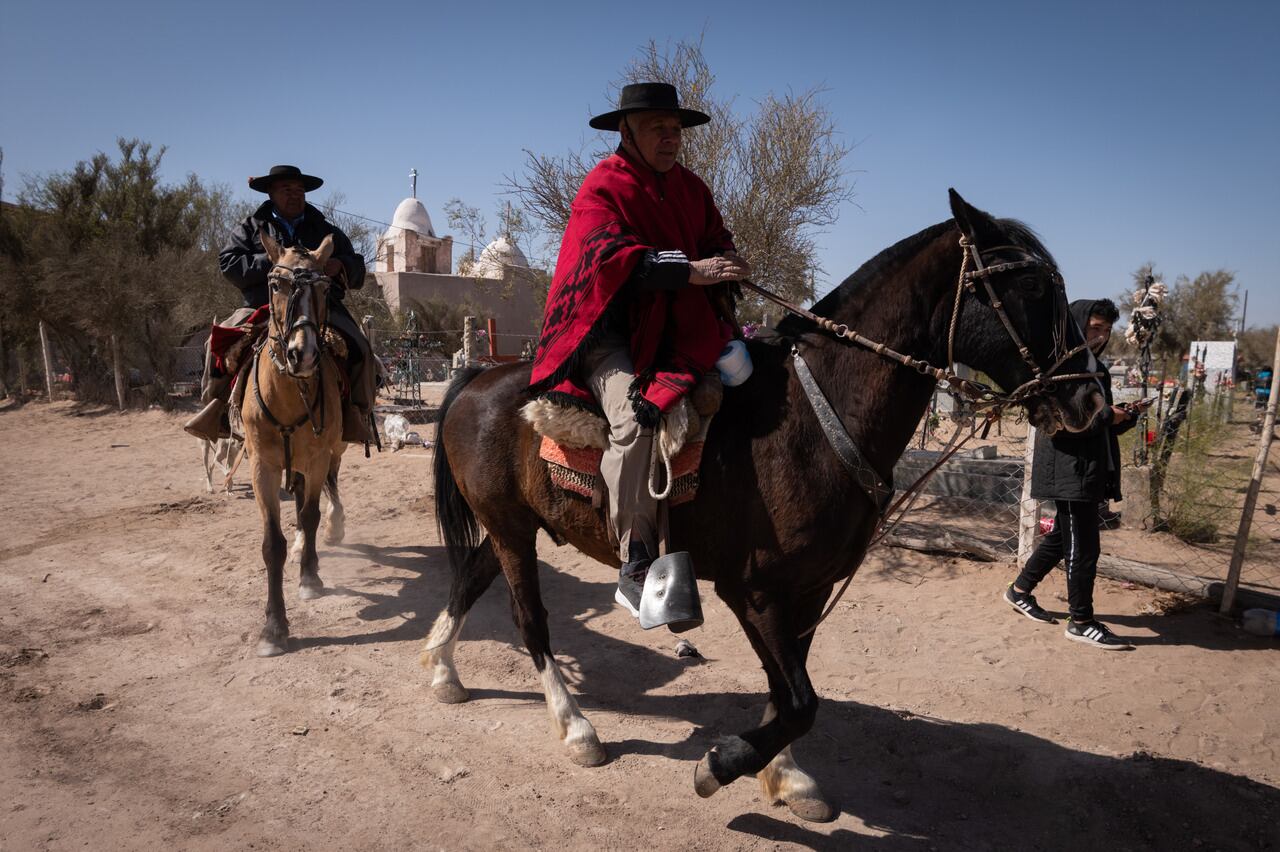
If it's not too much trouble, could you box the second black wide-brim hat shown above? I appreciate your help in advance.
[588,82,711,131]
[248,164,324,194]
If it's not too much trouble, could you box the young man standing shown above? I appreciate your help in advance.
[1004,298,1139,649]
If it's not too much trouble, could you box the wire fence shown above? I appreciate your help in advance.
[891,382,1280,610]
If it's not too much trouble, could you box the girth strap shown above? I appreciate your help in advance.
[793,349,894,514]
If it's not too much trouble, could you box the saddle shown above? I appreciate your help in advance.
[521,373,723,506]
[211,310,350,437]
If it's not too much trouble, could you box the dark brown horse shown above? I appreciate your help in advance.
[424,191,1105,821]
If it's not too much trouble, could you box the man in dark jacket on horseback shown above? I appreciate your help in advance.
[1003,298,1140,649]
[184,164,376,445]
[527,84,751,619]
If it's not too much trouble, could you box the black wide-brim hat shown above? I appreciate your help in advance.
[248,164,324,194]
[588,82,711,131]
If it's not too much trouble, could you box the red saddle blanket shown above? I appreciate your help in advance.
[209,307,269,375]
[538,435,706,506]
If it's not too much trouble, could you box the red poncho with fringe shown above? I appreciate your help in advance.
[529,150,734,425]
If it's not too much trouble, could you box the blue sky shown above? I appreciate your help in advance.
[3,0,1277,327]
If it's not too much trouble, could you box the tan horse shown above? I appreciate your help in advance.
[243,233,347,656]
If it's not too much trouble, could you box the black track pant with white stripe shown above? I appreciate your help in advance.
[1015,499,1100,622]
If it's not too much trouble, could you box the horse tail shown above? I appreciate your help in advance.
[434,366,487,573]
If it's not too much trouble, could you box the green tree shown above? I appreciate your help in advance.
[1160,270,1237,359]
[0,138,226,403]
[1237,325,1278,371]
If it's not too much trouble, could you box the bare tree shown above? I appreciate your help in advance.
[444,198,486,275]
[505,37,854,322]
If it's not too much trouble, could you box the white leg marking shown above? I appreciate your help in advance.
[758,744,833,821]
[539,659,605,766]
[423,612,469,704]
[323,487,345,544]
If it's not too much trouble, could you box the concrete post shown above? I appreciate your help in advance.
[1017,424,1039,566]
[462,316,478,365]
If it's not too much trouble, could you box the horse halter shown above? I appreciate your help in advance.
[265,263,330,373]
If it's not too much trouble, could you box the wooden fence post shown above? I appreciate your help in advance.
[1220,327,1280,614]
[38,320,55,402]
[111,335,127,411]
[1017,423,1039,566]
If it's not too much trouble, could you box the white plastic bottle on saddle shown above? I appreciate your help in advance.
[1241,608,1280,637]
[716,339,753,387]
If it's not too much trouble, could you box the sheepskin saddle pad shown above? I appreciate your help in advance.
[521,373,723,506]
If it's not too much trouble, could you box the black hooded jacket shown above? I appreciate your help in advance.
[1028,299,1136,503]
[218,201,366,308]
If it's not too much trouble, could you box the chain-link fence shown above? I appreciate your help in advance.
[891,398,1031,560]
[890,384,1280,611]
[2,320,209,408]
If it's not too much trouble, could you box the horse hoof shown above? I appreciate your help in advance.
[256,638,288,657]
[694,754,722,798]
[786,797,836,823]
[567,739,607,767]
[298,581,324,600]
[431,681,470,704]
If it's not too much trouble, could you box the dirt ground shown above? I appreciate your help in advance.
[1,400,1277,851]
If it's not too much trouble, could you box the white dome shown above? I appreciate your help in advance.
[390,197,434,237]
[471,236,529,279]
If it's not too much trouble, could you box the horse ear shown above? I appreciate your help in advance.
[260,230,283,264]
[948,189,999,243]
[315,234,335,265]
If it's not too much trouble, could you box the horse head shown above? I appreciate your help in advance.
[261,231,333,379]
[946,190,1105,435]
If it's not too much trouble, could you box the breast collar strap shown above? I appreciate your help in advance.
[792,347,894,515]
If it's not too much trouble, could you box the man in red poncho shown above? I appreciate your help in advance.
[528,83,752,618]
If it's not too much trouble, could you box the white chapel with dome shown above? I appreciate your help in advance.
[371,171,542,340]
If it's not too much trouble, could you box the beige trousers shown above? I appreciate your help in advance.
[581,332,657,561]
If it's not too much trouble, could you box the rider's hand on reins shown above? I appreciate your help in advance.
[690,253,751,285]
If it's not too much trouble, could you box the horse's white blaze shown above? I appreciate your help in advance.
[288,286,319,373]
[758,744,823,804]
[539,659,596,747]
[424,611,465,688]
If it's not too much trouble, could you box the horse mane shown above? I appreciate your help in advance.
[775,220,953,338]
[772,216,1053,339]
[996,219,1056,267]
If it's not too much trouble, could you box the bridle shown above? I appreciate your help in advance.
[951,236,1100,405]
[251,261,332,488]
[264,263,330,374]
[742,234,1104,411]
